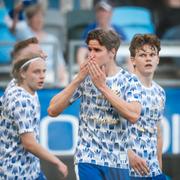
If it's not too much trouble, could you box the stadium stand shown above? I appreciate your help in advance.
[111,6,155,41]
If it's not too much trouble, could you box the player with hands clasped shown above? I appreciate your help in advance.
[48,29,143,180]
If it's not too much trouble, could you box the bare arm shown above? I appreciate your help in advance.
[88,60,141,123]
[48,61,88,117]
[21,132,68,178]
[9,2,23,33]
[157,122,163,169]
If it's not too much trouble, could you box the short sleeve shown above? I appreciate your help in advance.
[69,83,83,104]
[124,76,142,103]
[11,96,35,134]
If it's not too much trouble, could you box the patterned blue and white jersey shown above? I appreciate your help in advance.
[70,68,142,169]
[0,81,41,179]
[127,81,166,177]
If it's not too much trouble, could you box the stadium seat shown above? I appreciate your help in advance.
[44,9,66,50]
[0,7,16,64]
[66,9,95,40]
[111,6,155,41]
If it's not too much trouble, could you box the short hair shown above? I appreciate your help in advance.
[11,37,39,59]
[25,3,44,20]
[86,29,121,52]
[129,34,161,57]
[12,53,41,83]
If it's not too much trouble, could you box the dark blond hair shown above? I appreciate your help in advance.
[129,34,161,57]
[86,29,121,52]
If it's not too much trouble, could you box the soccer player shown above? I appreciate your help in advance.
[0,41,68,179]
[48,29,142,180]
[127,34,166,179]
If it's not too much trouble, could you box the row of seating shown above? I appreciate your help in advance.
[65,6,155,41]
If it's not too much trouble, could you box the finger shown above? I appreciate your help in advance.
[138,160,149,175]
[141,164,150,175]
[133,167,142,176]
[88,61,99,77]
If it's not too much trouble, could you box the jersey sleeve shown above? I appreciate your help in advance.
[124,76,142,103]
[11,95,35,135]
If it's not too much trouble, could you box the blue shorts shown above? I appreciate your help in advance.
[76,162,130,180]
[36,171,47,180]
[130,174,167,180]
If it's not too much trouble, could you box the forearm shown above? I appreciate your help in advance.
[48,76,82,116]
[21,133,67,177]
[99,85,141,123]
[21,133,62,167]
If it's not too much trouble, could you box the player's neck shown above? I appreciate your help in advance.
[138,75,153,88]
[106,63,119,77]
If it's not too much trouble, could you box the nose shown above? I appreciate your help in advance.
[146,55,152,61]
[40,71,46,80]
[89,50,95,59]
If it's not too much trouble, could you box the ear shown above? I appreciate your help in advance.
[110,48,116,59]
[130,57,135,66]
[20,69,26,79]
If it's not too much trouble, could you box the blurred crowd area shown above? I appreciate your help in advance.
[1,0,180,87]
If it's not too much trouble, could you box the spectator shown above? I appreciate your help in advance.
[25,3,68,85]
[76,1,126,66]
[157,0,180,39]
[9,2,68,85]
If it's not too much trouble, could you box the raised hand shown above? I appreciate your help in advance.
[87,60,106,90]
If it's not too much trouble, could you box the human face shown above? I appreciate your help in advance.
[132,44,159,77]
[87,39,112,67]
[21,59,46,94]
[29,11,44,31]
[96,9,112,28]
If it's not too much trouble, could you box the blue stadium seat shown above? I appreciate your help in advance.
[111,6,155,41]
[0,7,16,64]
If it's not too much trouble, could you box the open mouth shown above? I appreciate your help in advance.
[38,82,44,86]
[145,64,152,68]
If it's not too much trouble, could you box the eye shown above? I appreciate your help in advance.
[150,53,156,57]
[88,47,92,51]
[139,54,145,57]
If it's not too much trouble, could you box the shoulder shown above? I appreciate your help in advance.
[153,81,166,96]
[5,86,32,103]
[111,24,126,40]
[120,70,140,83]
